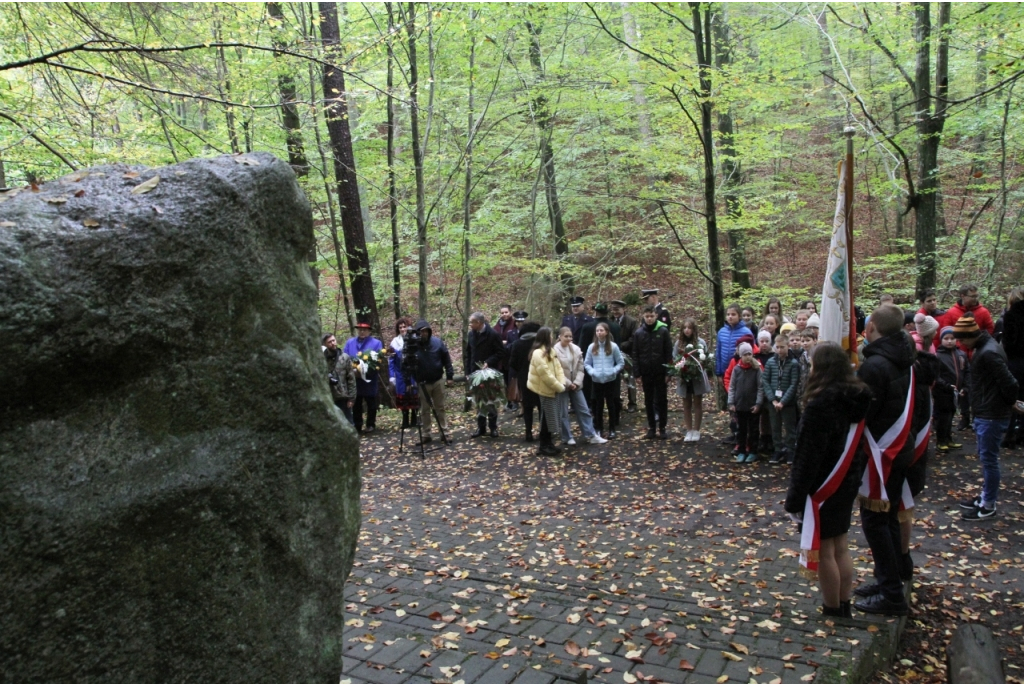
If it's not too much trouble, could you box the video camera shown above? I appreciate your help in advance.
[400,328,423,377]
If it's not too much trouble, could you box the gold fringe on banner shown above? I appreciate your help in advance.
[897,507,915,523]
[857,495,891,512]
[801,548,820,563]
[799,566,819,581]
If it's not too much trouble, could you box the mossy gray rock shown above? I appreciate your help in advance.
[0,153,359,682]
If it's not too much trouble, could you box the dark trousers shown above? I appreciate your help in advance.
[333,398,354,425]
[959,392,972,428]
[590,380,620,433]
[641,374,668,430]
[735,409,760,453]
[353,395,378,431]
[522,387,540,434]
[861,456,912,602]
[933,392,956,445]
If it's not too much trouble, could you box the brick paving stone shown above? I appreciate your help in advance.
[692,649,726,679]
[508,668,556,684]
[344,662,410,684]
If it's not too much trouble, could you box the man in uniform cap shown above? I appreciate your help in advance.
[642,288,671,330]
[610,299,639,412]
[561,296,594,347]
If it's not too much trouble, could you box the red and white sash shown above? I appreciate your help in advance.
[858,368,915,512]
[800,420,866,574]
[898,395,933,517]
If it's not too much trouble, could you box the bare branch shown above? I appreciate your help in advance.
[657,202,719,286]
[651,3,693,33]
[585,3,677,71]
[0,111,77,171]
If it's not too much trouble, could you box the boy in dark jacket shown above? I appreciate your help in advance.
[633,306,673,439]
[763,335,800,464]
[933,327,967,451]
[853,305,916,617]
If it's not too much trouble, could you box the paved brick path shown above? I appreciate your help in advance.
[340,403,1014,684]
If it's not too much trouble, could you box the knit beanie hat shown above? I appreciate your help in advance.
[737,334,755,347]
[757,330,772,343]
[780,322,797,334]
[737,342,753,356]
[952,315,981,339]
[940,326,955,339]
[914,312,939,339]
[806,313,821,329]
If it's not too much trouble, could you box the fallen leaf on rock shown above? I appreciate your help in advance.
[130,176,160,194]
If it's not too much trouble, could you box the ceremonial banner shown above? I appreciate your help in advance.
[820,155,857,362]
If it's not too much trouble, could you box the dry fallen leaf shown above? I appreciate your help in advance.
[565,641,581,657]
[0,220,16,227]
[679,659,695,671]
[123,171,140,179]
[495,638,510,648]
[730,642,749,655]
[622,673,637,684]
[721,651,743,662]
[131,176,160,195]
[567,613,581,624]
[45,196,68,204]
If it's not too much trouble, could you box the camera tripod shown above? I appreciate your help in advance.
[398,380,451,459]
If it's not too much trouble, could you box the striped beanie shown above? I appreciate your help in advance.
[951,316,980,339]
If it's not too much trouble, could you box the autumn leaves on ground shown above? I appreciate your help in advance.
[342,389,1024,684]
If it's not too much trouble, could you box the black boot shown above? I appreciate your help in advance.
[841,601,852,618]
[488,414,498,438]
[525,428,535,442]
[899,552,914,581]
[821,605,844,617]
[472,416,487,438]
[538,433,561,456]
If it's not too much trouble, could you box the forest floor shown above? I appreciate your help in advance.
[341,389,1024,684]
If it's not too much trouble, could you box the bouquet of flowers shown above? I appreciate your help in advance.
[667,343,713,386]
[467,368,506,415]
[353,349,382,382]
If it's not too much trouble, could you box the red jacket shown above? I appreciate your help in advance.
[937,301,995,334]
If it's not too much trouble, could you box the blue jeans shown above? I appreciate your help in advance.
[558,387,597,441]
[975,417,1010,508]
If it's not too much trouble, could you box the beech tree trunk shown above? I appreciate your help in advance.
[407,2,428,320]
[318,1,379,334]
[386,3,401,319]
[713,8,750,291]
[266,2,309,176]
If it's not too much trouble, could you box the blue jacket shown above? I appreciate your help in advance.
[715,322,752,376]
[584,341,624,384]
[388,350,417,397]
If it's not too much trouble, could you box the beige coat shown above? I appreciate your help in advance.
[527,348,567,398]
[554,342,585,387]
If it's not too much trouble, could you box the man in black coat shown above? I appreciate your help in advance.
[611,300,640,412]
[953,316,1020,520]
[633,306,672,439]
[853,304,916,617]
[561,296,594,346]
[467,311,506,437]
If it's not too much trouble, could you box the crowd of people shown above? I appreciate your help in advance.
[322,282,1024,619]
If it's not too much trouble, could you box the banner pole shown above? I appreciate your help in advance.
[844,126,857,364]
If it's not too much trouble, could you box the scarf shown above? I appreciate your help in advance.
[800,420,866,577]
[857,368,915,512]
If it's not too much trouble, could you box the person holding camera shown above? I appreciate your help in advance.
[412,319,455,444]
[388,317,420,430]
[323,333,357,425]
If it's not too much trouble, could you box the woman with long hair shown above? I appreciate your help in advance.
[585,322,624,438]
[784,342,872,618]
[674,318,711,443]
[527,327,567,456]
[760,314,781,342]
[764,296,789,323]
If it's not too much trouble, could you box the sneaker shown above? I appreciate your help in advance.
[947,441,963,449]
[682,430,693,443]
[958,496,981,510]
[854,592,909,617]
[853,582,880,598]
[692,431,701,442]
[769,452,785,464]
[566,438,577,446]
[962,505,997,520]
[744,452,758,463]
[608,431,616,438]
[734,452,746,463]
[588,435,608,445]
[936,443,949,452]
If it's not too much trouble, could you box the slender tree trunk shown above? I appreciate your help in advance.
[620,4,652,143]
[406,2,428,320]
[386,3,401,319]
[319,1,379,335]
[213,19,240,154]
[0,159,6,188]
[912,1,949,295]
[266,2,309,176]
[713,8,749,291]
[816,8,836,105]
[526,18,570,306]
[690,3,725,331]
[462,8,477,384]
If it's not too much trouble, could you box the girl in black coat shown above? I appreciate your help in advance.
[785,342,872,618]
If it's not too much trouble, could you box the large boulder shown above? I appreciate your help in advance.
[0,154,359,682]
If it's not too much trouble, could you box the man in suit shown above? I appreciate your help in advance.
[561,295,594,347]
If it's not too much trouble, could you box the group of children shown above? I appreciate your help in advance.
[719,301,823,464]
